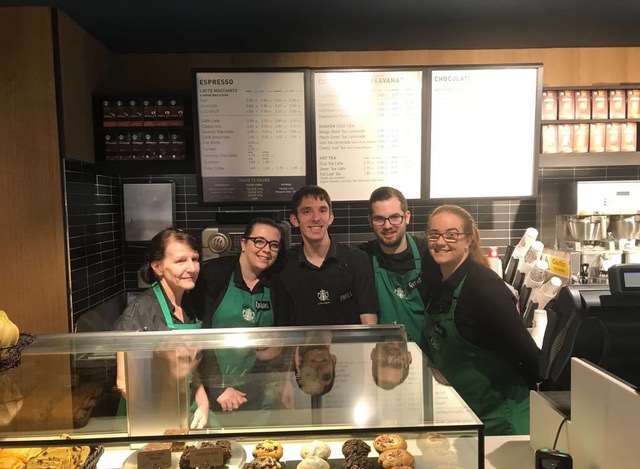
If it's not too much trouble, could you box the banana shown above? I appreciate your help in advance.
[0,310,20,347]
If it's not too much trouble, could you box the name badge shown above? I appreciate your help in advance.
[339,291,353,302]
[407,276,422,290]
[255,300,271,311]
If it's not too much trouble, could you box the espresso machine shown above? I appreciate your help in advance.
[555,180,640,284]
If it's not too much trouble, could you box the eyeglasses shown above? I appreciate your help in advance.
[427,230,470,243]
[371,214,405,226]
[245,236,281,252]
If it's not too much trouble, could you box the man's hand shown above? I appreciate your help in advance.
[216,387,247,412]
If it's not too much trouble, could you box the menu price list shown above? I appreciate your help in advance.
[314,70,422,201]
[202,176,305,202]
[196,72,306,202]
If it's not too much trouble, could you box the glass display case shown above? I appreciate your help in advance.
[0,325,484,468]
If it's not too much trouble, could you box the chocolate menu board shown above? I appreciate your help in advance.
[195,72,306,202]
[314,70,422,201]
[429,67,539,198]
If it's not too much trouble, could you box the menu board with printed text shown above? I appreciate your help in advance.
[195,71,307,202]
[314,70,423,201]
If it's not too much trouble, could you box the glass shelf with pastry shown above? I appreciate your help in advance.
[0,325,484,468]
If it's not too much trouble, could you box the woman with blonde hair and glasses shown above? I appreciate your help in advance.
[422,205,540,435]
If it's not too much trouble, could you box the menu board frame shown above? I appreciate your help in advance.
[310,67,427,202]
[192,68,313,205]
[425,64,543,201]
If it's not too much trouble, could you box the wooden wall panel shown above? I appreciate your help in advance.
[104,47,640,93]
[0,7,69,333]
[57,11,111,162]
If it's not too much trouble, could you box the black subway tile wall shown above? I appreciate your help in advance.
[64,159,125,317]
[119,173,537,290]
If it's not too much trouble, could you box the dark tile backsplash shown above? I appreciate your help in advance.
[118,173,537,290]
[64,159,125,318]
[64,159,640,315]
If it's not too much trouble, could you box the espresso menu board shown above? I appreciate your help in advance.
[429,67,539,199]
[195,71,306,202]
[314,70,422,201]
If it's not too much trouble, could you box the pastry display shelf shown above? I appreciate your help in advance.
[0,325,485,468]
[96,433,483,469]
[538,151,640,167]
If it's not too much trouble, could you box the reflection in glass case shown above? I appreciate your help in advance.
[0,325,484,468]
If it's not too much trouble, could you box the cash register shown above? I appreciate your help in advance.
[542,263,640,390]
[531,265,640,468]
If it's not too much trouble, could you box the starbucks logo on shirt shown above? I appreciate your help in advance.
[242,307,256,322]
[317,289,330,303]
[394,287,407,299]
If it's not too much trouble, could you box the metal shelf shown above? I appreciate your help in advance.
[541,119,640,125]
[539,152,640,167]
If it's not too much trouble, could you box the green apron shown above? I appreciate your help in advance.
[373,235,425,344]
[118,283,202,416]
[152,282,203,330]
[423,276,530,436]
[212,274,274,387]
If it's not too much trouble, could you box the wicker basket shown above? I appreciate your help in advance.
[0,333,35,372]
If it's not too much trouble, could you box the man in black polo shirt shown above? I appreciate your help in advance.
[360,187,440,345]
[277,185,378,325]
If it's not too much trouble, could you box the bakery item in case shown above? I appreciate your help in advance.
[342,440,372,469]
[253,440,284,460]
[341,439,370,457]
[26,446,92,469]
[207,440,233,463]
[373,434,407,453]
[180,441,233,469]
[297,455,330,469]
[245,456,282,469]
[377,449,414,469]
[300,440,331,460]
[0,448,43,469]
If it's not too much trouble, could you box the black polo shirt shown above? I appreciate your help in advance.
[185,255,288,327]
[276,239,378,325]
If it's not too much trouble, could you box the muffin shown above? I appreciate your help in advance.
[378,449,414,469]
[373,434,407,453]
[253,440,284,460]
[301,440,331,460]
[297,456,330,469]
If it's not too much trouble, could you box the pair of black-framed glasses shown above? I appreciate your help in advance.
[244,236,281,252]
[426,230,470,243]
[371,213,405,226]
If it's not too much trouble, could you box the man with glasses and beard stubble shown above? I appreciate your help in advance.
[360,187,440,348]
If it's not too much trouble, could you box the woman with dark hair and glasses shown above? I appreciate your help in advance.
[186,217,290,418]
[422,205,540,436]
